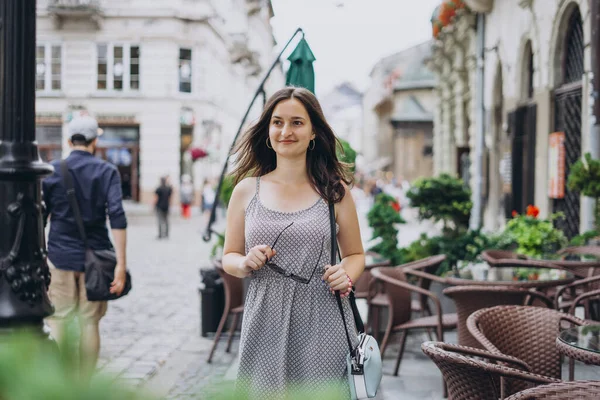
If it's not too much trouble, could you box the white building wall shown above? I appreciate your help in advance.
[35,0,281,203]
[433,0,592,231]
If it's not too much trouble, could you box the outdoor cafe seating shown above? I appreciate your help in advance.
[365,245,600,398]
[205,245,600,397]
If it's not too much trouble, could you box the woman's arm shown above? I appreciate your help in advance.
[323,183,365,292]
[221,178,274,278]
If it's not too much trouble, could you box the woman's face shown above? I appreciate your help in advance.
[268,98,315,158]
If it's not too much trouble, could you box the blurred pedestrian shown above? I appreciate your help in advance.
[42,115,128,378]
[222,87,365,398]
[155,175,172,239]
[180,174,194,219]
[201,178,216,225]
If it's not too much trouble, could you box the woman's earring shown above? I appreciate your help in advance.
[309,139,315,150]
[266,137,273,149]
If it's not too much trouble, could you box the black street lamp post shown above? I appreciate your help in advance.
[0,0,54,334]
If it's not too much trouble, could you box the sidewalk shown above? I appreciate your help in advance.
[97,204,448,399]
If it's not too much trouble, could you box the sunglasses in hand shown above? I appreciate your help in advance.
[266,222,325,284]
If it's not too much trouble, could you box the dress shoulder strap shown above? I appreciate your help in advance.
[255,176,261,195]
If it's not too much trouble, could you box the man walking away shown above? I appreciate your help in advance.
[155,176,172,238]
[42,115,128,378]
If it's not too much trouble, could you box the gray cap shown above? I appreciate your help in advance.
[68,116,100,141]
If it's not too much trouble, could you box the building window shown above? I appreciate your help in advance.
[36,125,63,162]
[97,43,140,91]
[179,48,192,93]
[36,44,62,91]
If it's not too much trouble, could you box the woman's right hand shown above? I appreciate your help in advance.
[239,245,276,274]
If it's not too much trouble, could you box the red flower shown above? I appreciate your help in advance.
[190,147,208,161]
[526,205,540,218]
[391,201,401,213]
[512,210,518,218]
[438,3,455,26]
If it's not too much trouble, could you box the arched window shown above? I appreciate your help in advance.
[521,41,535,99]
[563,7,584,84]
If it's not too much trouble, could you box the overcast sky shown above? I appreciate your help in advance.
[270,0,440,95]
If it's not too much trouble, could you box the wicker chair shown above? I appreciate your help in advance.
[354,251,391,299]
[467,305,588,393]
[207,264,245,363]
[370,267,457,377]
[554,275,600,319]
[402,254,451,316]
[443,286,553,348]
[505,381,600,399]
[368,256,452,342]
[421,341,559,400]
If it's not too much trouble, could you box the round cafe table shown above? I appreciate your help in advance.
[557,325,600,367]
[445,267,575,289]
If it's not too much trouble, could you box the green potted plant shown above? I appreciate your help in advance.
[503,205,567,259]
[367,193,406,265]
[406,173,472,233]
[568,152,600,242]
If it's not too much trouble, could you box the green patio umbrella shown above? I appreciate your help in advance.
[285,38,316,94]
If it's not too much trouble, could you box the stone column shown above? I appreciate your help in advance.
[433,87,444,175]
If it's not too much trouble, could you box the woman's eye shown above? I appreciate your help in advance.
[272,120,282,126]
[293,121,303,126]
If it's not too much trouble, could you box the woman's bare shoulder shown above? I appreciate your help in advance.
[230,177,258,207]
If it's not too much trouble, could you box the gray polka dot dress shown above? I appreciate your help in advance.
[236,177,357,399]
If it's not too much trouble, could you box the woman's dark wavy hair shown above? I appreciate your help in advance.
[230,86,352,203]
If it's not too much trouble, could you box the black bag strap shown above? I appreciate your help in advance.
[60,160,88,247]
[329,201,365,357]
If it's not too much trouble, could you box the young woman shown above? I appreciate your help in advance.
[222,87,365,398]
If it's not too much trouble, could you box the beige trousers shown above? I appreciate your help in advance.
[45,260,108,376]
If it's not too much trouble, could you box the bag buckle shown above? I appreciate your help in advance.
[350,359,364,375]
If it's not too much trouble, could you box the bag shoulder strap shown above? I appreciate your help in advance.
[330,202,354,356]
[60,160,88,247]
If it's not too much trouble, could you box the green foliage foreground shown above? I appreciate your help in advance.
[0,331,149,400]
[0,325,349,400]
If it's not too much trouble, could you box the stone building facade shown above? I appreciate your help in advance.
[430,0,593,237]
[35,0,282,203]
[320,82,363,156]
[363,41,436,181]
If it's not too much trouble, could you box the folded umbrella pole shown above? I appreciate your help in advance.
[203,28,316,242]
[285,38,316,94]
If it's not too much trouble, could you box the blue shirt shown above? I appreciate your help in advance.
[42,150,128,272]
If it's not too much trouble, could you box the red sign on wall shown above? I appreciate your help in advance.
[548,132,565,199]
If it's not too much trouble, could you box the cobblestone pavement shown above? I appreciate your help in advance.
[97,210,227,397]
[96,204,444,399]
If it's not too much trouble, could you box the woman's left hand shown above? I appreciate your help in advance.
[322,264,352,298]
